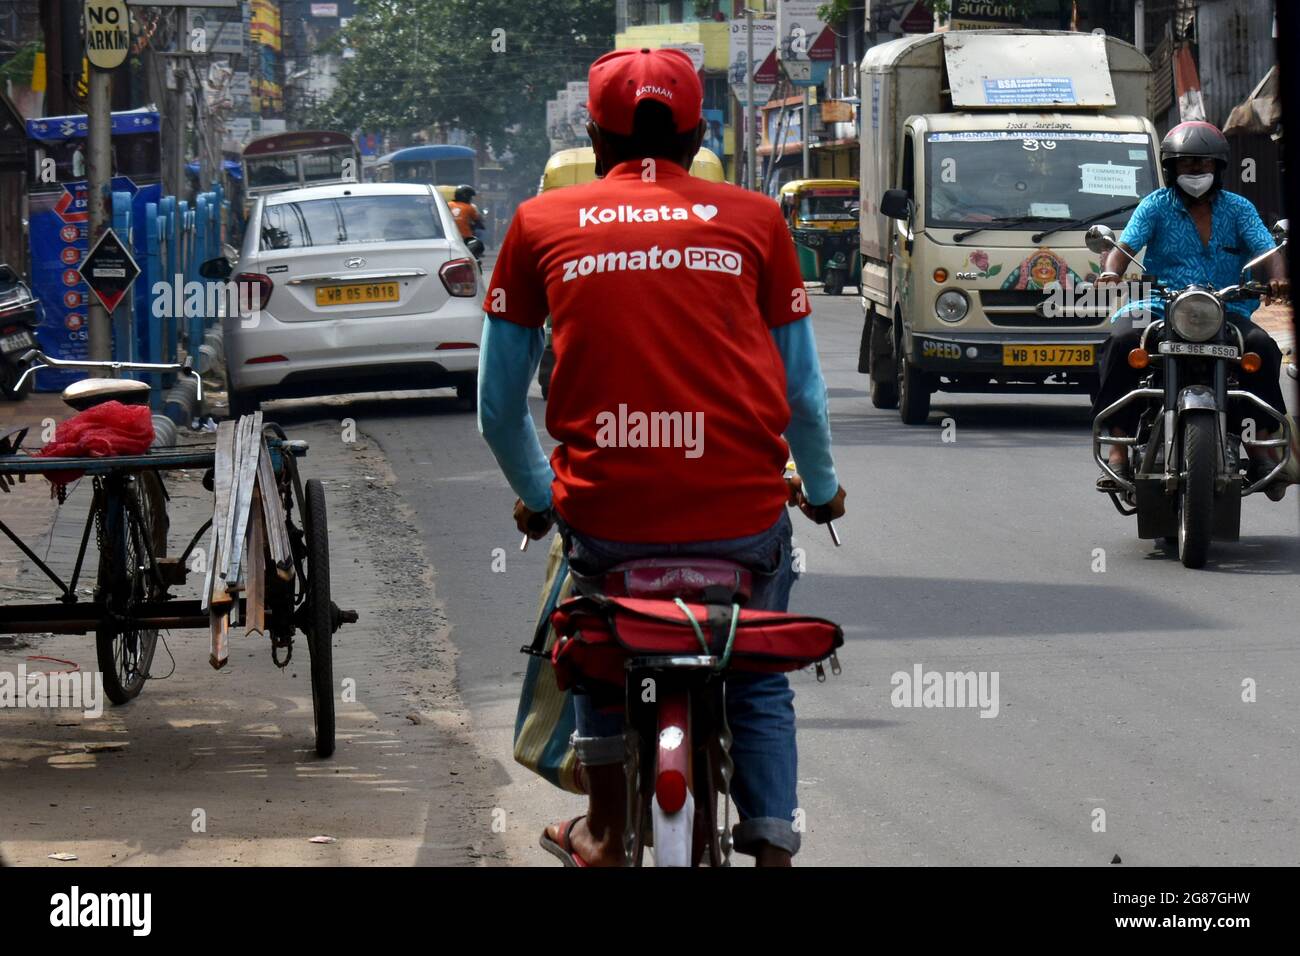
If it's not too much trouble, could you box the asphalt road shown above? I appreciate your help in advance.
[282,285,1300,866]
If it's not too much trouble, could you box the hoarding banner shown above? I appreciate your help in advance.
[729,17,777,106]
[777,0,834,87]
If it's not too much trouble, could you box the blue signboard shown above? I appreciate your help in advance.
[982,77,1077,106]
[25,110,161,390]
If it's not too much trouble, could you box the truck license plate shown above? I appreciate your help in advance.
[315,282,400,306]
[1003,345,1094,366]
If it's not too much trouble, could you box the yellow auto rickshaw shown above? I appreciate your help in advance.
[533,146,726,397]
[538,146,725,193]
[778,179,861,295]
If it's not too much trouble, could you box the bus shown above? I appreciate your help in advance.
[241,130,359,205]
[371,145,477,193]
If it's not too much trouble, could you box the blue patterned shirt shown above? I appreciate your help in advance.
[1116,187,1276,320]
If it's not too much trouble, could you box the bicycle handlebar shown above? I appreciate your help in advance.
[13,349,204,402]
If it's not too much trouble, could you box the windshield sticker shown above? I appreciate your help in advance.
[1021,139,1057,151]
[1079,163,1139,197]
[928,131,1149,145]
[1128,149,1148,161]
[983,77,1077,106]
[1000,248,1084,292]
[1029,202,1071,218]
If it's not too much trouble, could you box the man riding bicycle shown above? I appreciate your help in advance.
[478,47,844,866]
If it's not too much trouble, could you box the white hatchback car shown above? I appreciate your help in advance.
[223,182,483,416]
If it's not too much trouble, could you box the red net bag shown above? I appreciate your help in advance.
[38,400,155,486]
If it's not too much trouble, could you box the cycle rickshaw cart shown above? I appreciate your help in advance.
[0,351,356,757]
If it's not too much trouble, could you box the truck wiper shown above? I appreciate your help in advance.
[953,215,1055,243]
[1030,202,1139,244]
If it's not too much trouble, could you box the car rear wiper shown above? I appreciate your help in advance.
[1030,201,1140,244]
[953,215,1056,243]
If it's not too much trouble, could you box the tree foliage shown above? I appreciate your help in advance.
[309,0,615,194]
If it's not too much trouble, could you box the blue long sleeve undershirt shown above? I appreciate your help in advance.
[477,314,839,514]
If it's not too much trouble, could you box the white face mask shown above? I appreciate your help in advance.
[1177,173,1215,198]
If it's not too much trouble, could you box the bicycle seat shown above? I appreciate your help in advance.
[599,557,752,604]
[61,378,151,411]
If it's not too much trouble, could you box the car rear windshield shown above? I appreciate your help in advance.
[259,194,445,250]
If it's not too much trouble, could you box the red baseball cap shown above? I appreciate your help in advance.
[586,48,703,137]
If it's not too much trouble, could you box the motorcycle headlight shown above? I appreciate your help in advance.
[935,289,969,323]
[1168,289,1224,342]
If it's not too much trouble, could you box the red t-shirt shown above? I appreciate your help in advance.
[486,159,810,542]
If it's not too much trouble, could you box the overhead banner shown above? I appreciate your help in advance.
[938,0,1021,31]
[728,17,778,106]
[776,0,835,87]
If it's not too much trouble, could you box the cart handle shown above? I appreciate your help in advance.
[14,349,203,402]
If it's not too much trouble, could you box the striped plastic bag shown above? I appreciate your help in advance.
[512,532,584,793]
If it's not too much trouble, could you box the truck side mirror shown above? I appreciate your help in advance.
[880,188,911,221]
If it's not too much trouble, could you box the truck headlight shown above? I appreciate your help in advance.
[935,289,969,323]
[1168,289,1223,342]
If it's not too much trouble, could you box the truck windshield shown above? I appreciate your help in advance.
[925,131,1157,230]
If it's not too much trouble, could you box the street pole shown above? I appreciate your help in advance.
[87,65,112,363]
[745,7,756,192]
[173,63,188,202]
[802,87,810,178]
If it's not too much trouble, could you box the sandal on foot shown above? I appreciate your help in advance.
[539,816,589,867]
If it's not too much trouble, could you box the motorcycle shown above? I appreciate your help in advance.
[1087,221,1294,569]
[526,485,844,866]
[0,264,44,401]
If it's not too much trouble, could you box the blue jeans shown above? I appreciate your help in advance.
[559,510,801,857]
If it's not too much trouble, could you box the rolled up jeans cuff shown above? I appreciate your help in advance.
[732,816,801,857]
[569,730,625,767]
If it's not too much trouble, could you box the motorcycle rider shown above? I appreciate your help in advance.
[478,47,845,866]
[448,184,485,244]
[1092,121,1297,496]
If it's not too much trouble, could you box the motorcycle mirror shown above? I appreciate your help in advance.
[1084,224,1116,255]
[1272,219,1289,242]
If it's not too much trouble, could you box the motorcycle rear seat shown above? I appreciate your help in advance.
[599,557,753,604]
[61,378,151,411]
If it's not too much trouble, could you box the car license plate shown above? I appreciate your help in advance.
[1158,342,1237,359]
[0,330,34,354]
[314,282,400,306]
[1003,345,1095,366]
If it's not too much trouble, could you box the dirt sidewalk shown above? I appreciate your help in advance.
[0,406,504,866]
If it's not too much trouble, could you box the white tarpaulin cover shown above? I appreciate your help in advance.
[943,32,1116,108]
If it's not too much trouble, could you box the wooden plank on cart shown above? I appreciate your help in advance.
[255,436,294,579]
[244,485,267,636]
[209,607,230,669]
[208,420,237,608]
[223,411,263,590]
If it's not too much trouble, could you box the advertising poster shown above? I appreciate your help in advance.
[24,111,161,390]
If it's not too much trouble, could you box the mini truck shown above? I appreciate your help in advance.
[857,30,1162,424]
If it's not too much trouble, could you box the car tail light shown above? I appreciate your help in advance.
[245,354,288,365]
[435,342,478,350]
[439,258,478,297]
[1,324,17,336]
[235,272,273,312]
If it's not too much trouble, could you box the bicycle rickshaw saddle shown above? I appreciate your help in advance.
[61,378,151,411]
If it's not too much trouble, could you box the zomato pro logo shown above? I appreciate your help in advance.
[561,245,743,282]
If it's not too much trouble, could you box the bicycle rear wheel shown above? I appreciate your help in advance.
[95,472,166,704]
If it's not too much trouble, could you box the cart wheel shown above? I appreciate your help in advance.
[304,478,336,757]
[95,472,166,704]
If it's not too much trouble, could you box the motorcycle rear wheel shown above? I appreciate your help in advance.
[1178,414,1216,569]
